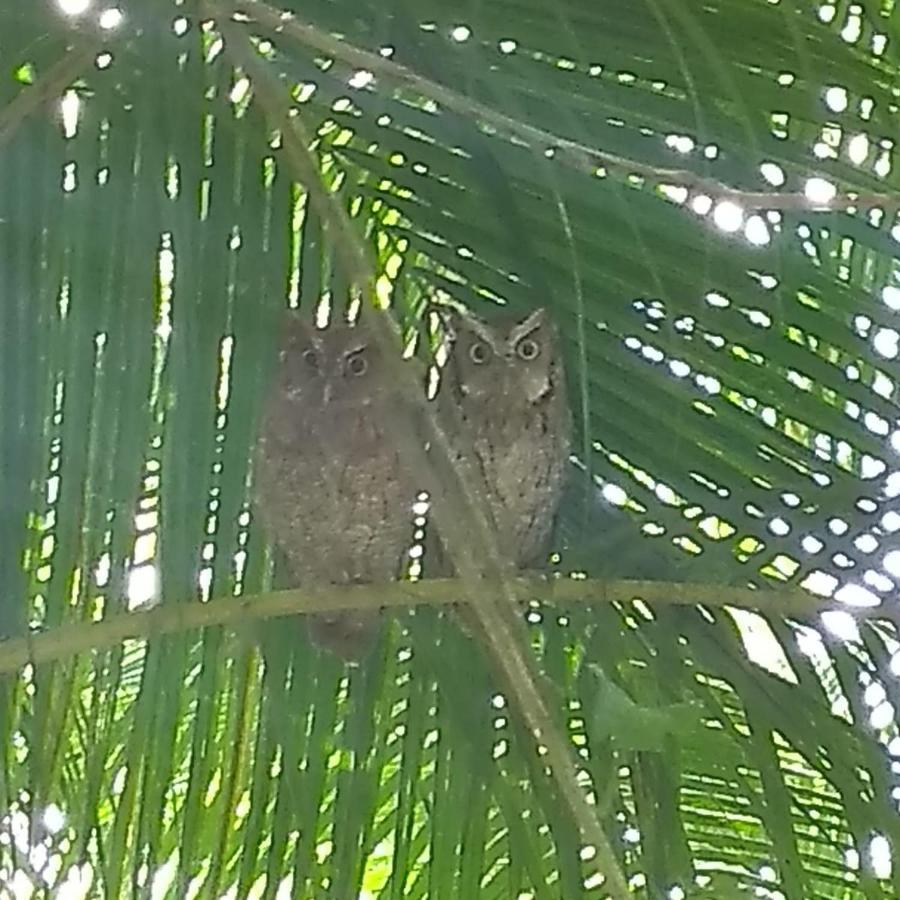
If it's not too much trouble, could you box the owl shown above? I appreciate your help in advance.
[252,315,416,661]
[434,306,571,568]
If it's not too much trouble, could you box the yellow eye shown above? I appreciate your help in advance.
[516,338,540,361]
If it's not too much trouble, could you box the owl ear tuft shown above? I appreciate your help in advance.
[425,302,461,339]
[510,308,546,342]
[428,303,503,349]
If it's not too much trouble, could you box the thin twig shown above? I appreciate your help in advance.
[220,0,899,214]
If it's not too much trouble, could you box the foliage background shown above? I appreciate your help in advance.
[2,0,900,897]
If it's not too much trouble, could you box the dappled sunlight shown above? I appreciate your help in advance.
[0,805,94,898]
[126,563,157,609]
[55,0,90,15]
[3,0,900,895]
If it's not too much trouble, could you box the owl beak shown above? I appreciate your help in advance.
[523,371,549,403]
[321,382,333,407]
[499,351,548,403]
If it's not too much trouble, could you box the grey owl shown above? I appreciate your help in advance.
[435,306,571,568]
[253,316,415,661]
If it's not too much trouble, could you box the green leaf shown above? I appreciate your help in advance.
[587,664,706,751]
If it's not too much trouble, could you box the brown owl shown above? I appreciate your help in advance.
[434,306,571,568]
[252,315,415,661]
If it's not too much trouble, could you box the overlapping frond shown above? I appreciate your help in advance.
[1,0,900,897]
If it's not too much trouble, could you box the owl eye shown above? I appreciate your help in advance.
[345,351,369,376]
[515,337,541,361]
[302,349,320,371]
[468,341,491,364]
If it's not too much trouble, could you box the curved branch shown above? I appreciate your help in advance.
[0,575,865,674]
[221,0,898,213]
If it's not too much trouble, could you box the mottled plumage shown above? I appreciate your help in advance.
[435,306,571,567]
[253,306,570,661]
[253,317,414,660]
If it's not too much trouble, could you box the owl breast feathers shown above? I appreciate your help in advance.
[253,319,414,659]
[252,307,570,660]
